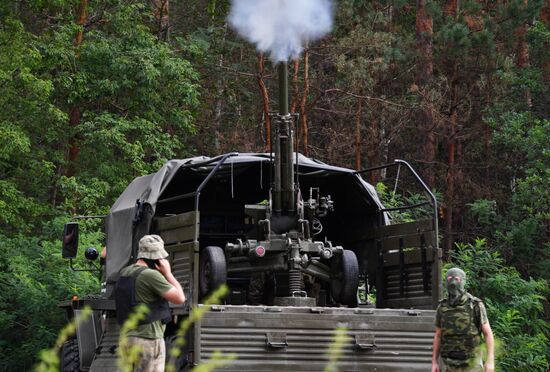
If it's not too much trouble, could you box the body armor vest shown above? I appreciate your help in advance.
[115,266,171,326]
[439,294,481,362]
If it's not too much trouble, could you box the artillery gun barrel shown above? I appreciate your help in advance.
[278,62,289,115]
[273,62,295,216]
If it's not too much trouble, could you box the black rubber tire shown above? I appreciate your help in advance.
[330,250,359,307]
[164,335,189,371]
[60,338,81,372]
[199,246,227,298]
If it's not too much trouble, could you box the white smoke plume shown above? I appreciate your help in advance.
[228,0,334,63]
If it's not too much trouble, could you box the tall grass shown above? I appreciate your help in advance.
[324,327,351,372]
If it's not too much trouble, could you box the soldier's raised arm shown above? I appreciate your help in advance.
[157,258,186,304]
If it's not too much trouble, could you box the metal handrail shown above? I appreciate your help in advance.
[355,162,399,174]
[72,215,106,220]
[156,152,239,208]
[394,159,438,249]
[156,191,197,205]
[355,159,439,249]
[379,201,431,213]
[194,152,239,211]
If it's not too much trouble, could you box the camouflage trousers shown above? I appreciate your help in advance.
[440,356,484,372]
[124,336,166,372]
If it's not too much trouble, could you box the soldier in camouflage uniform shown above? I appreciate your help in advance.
[431,268,495,372]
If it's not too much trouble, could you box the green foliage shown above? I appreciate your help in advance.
[0,1,201,230]
[376,182,434,223]
[467,199,499,228]
[472,113,549,278]
[324,327,352,372]
[0,234,99,371]
[0,17,62,233]
[496,333,549,371]
[449,239,549,371]
[43,1,199,203]
[463,88,549,370]
[0,1,201,370]
[35,306,93,372]
[0,0,548,369]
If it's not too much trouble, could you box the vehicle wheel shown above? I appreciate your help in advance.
[61,338,81,372]
[199,246,227,298]
[165,335,189,371]
[330,250,359,307]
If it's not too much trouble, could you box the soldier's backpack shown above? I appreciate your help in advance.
[115,266,171,325]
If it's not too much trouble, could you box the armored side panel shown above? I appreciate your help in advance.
[364,219,442,309]
[153,211,199,310]
[194,305,435,371]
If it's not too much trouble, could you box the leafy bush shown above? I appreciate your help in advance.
[375,182,435,223]
[448,239,549,371]
[0,1,201,369]
[0,233,99,371]
[475,113,550,279]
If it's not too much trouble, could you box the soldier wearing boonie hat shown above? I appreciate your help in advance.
[431,268,495,372]
[117,234,185,372]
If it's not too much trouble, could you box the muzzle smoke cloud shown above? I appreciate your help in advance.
[228,0,334,63]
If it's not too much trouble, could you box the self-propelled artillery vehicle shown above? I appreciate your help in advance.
[59,62,442,371]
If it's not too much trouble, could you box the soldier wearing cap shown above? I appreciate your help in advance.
[117,234,185,372]
[431,268,495,372]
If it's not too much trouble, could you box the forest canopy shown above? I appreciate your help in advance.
[0,0,548,370]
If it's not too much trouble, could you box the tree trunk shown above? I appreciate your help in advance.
[299,49,309,156]
[290,59,300,114]
[212,23,228,153]
[354,97,363,171]
[380,118,389,180]
[290,59,300,151]
[484,60,494,168]
[445,104,457,255]
[416,0,435,186]
[542,0,550,88]
[443,0,459,256]
[256,53,271,151]
[455,129,464,238]
[443,0,460,17]
[65,0,88,177]
[515,0,532,107]
[368,110,380,185]
[150,0,170,41]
